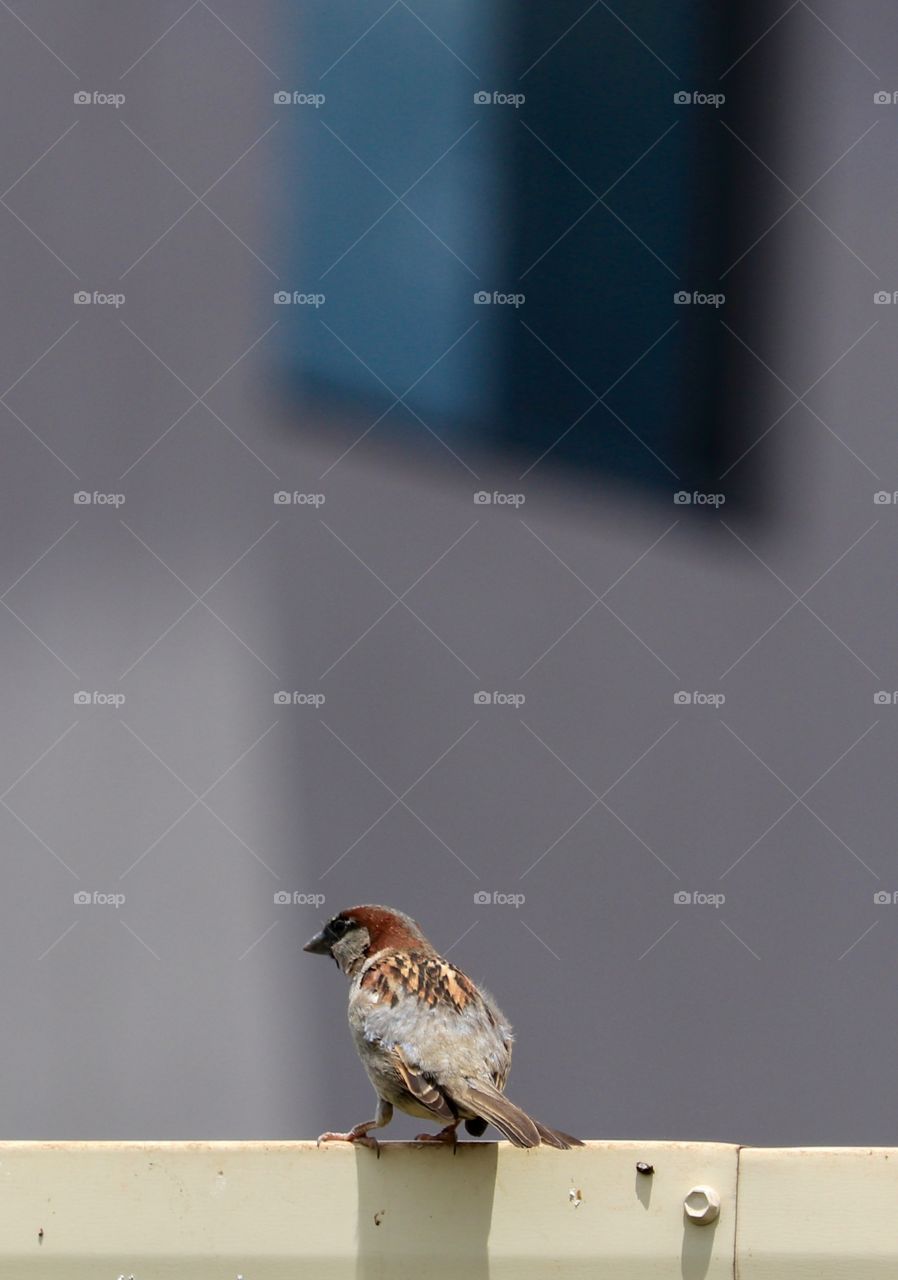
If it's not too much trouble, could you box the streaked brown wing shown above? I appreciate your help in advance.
[390,1046,455,1122]
[361,950,480,1012]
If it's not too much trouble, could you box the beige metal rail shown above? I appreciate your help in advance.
[0,1140,892,1277]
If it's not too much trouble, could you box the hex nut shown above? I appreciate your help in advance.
[684,1185,720,1225]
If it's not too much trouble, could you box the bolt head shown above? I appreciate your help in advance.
[684,1185,720,1225]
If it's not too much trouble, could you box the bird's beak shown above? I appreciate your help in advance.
[303,927,332,955]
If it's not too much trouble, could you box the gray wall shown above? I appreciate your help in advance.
[1,1,895,1146]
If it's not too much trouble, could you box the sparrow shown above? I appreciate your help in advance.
[304,904,583,1150]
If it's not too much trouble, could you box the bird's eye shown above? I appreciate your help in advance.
[330,918,350,936]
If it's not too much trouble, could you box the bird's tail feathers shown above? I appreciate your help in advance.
[534,1119,585,1149]
[456,1080,583,1150]
[459,1082,540,1147]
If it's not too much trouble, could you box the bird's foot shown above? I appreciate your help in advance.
[414,1124,459,1150]
[316,1129,381,1156]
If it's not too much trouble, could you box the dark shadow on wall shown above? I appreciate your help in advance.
[273,1,787,520]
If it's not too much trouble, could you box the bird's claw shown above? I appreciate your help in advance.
[317,1130,381,1157]
[415,1126,459,1151]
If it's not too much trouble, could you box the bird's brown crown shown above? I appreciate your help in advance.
[340,904,435,955]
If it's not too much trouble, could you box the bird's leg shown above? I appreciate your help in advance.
[414,1120,460,1148]
[317,1099,392,1156]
